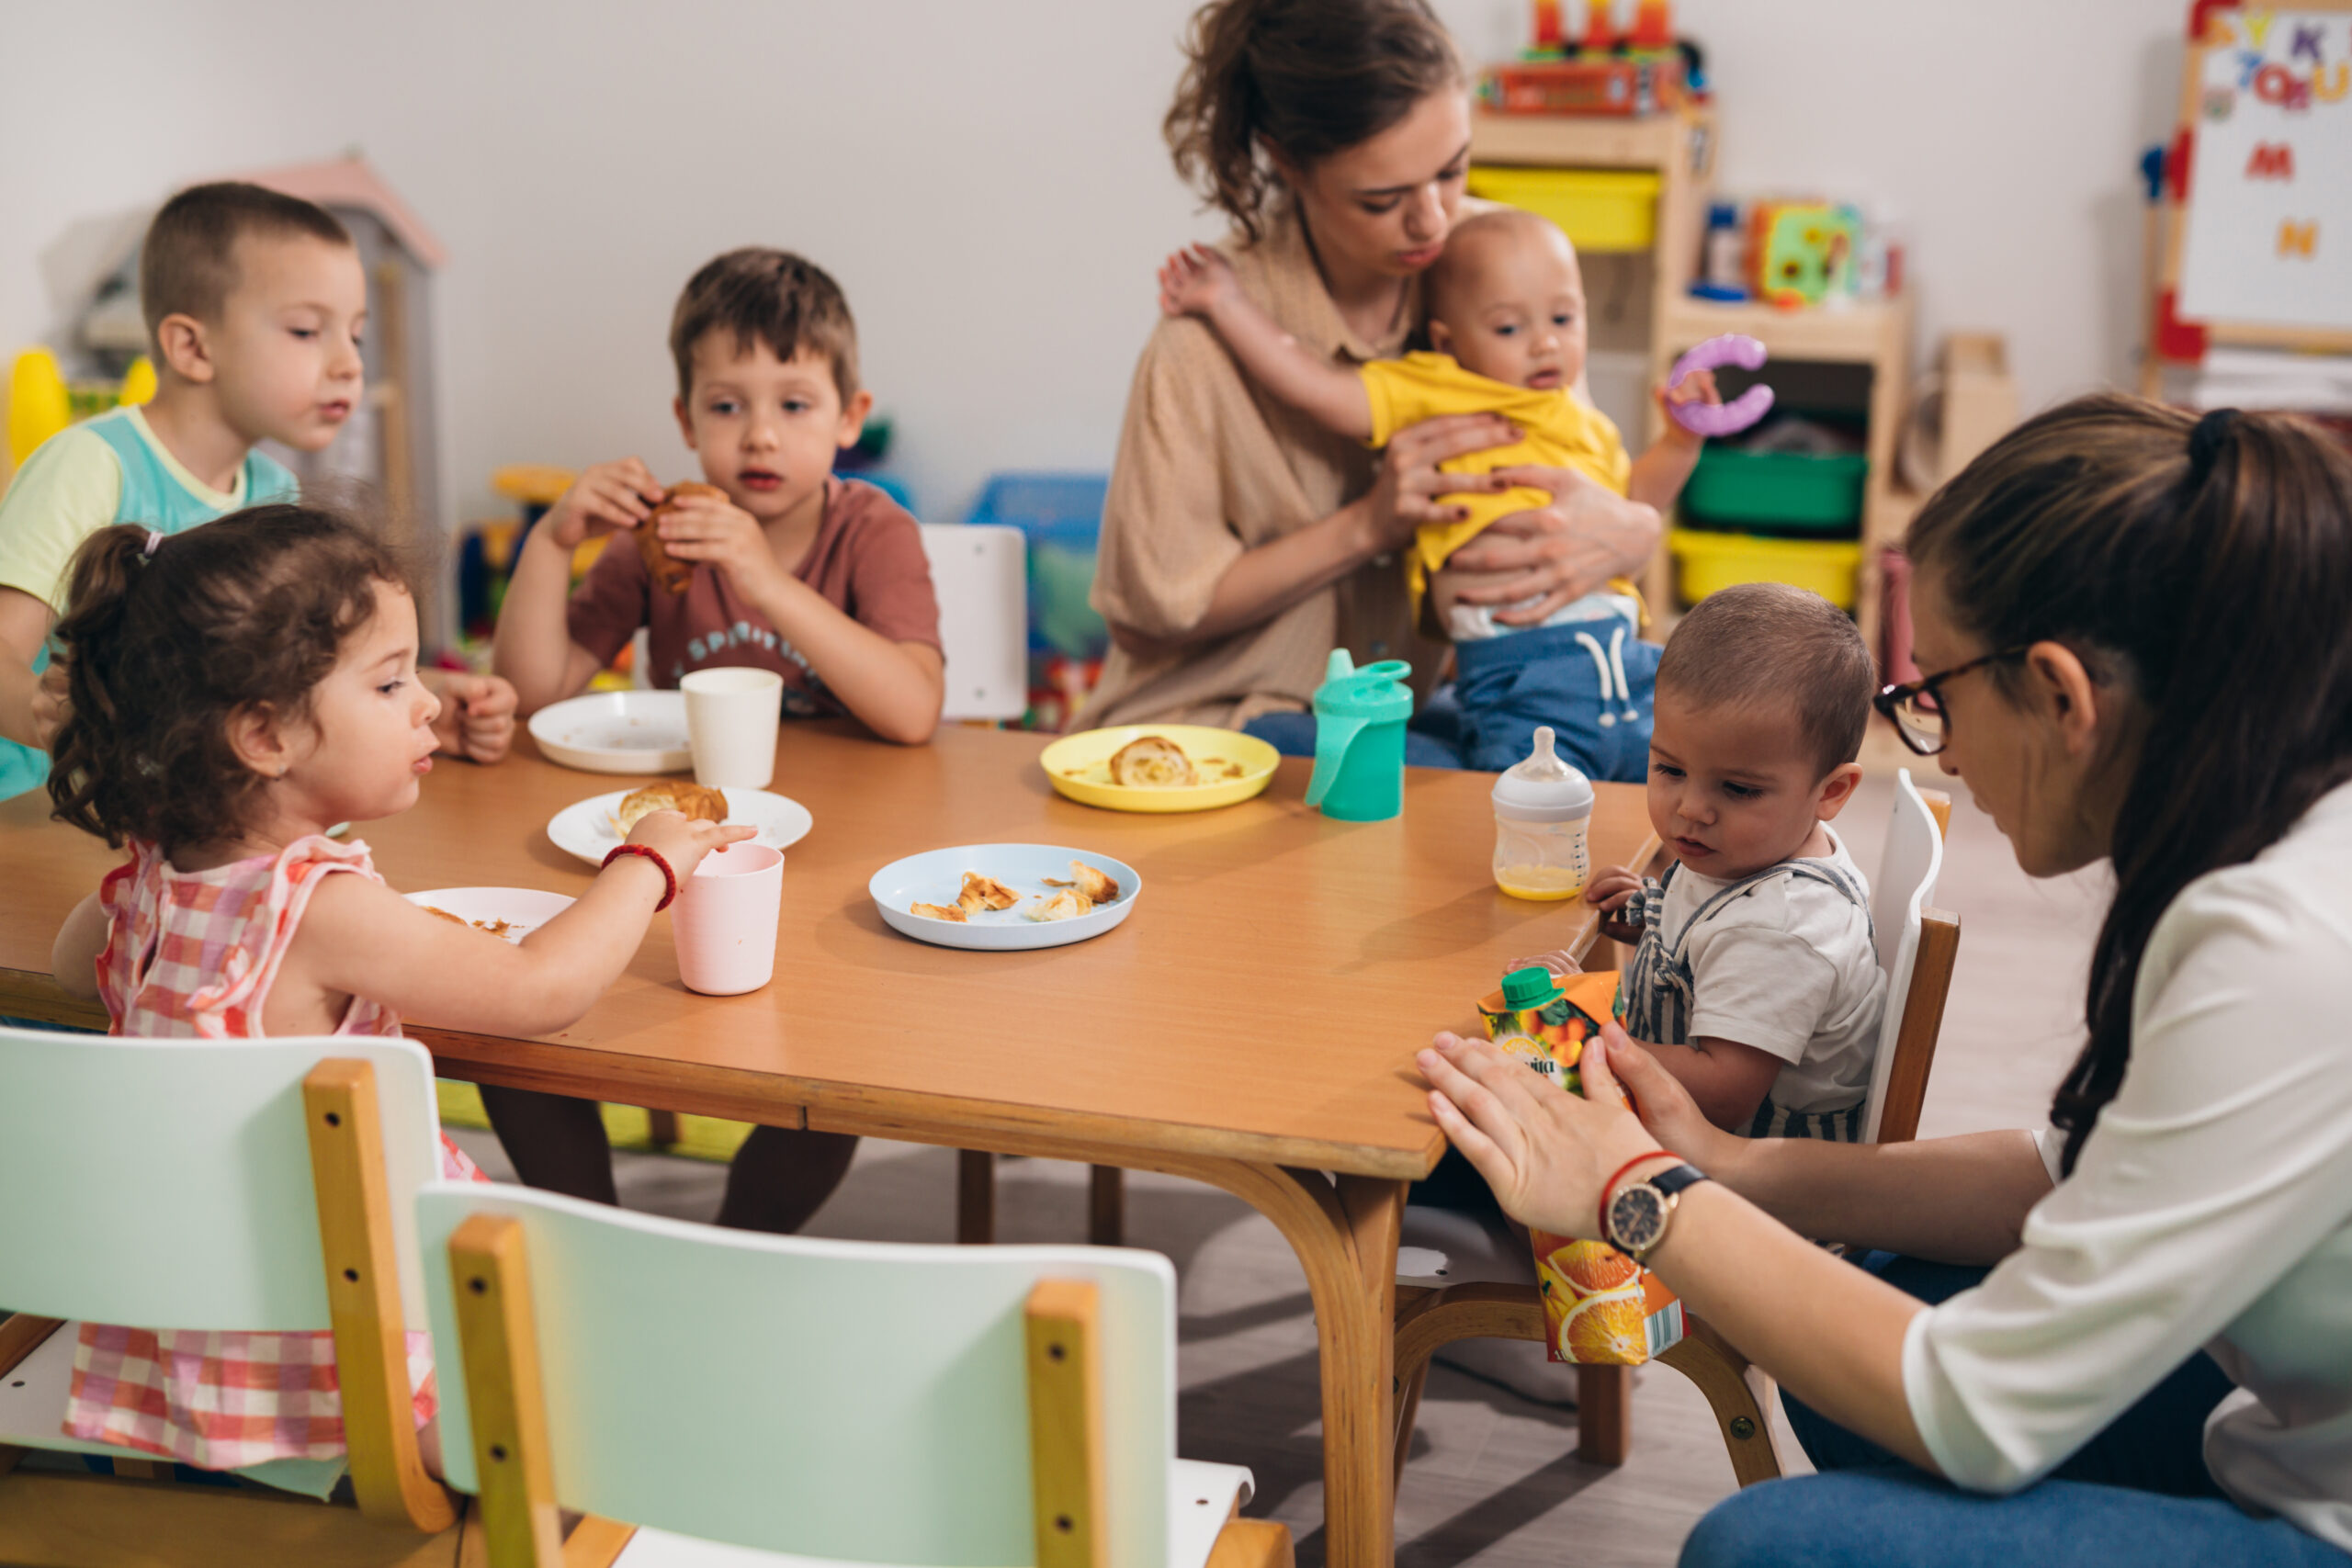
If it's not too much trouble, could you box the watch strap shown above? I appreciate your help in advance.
[1647,1162,1710,1200]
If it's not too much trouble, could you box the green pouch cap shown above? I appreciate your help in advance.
[1500,965,1564,1010]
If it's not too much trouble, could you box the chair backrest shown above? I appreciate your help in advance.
[0,1029,443,1331]
[921,523,1028,722]
[1859,771,1959,1145]
[417,1181,1179,1568]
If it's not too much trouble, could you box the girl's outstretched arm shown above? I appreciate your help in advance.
[285,812,752,1038]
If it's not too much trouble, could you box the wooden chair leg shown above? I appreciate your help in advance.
[1575,1365,1631,1465]
[644,1110,682,1147]
[1655,1314,1785,1486]
[957,1149,995,1244]
[1391,1281,1551,1483]
[1390,1357,1431,1494]
[1088,1165,1123,1247]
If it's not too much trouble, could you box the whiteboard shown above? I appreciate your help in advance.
[2177,8,2352,332]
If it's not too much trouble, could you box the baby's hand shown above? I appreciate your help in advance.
[1656,368,1721,448]
[622,810,758,884]
[543,459,662,549]
[1586,866,1646,946]
[1159,243,1237,320]
[1508,948,1583,979]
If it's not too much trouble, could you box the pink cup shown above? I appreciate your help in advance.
[670,842,784,996]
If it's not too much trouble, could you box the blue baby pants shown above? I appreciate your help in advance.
[1452,613,1659,779]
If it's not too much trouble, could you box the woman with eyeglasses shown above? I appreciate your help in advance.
[1417,393,2352,1566]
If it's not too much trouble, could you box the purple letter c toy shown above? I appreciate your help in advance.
[1668,333,1775,437]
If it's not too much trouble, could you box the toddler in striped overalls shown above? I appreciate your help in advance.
[1572,583,1886,1141]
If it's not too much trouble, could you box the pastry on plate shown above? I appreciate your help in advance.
[422,905,469,927]
[1108,734,1196,788]
[910,901,967,922]
[957,872,1019,914]
[1024,889,1094,922]
[1043,861,1119,904]
[615,781,729,834]
[638,480,729,594]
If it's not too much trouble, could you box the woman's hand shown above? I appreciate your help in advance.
[1361,412,1522,555]
[1418,1026,1665,1239]
[541,459,663,549]
[1442,465,1663,625]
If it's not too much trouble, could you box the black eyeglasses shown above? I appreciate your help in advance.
[1874,648,2031,756]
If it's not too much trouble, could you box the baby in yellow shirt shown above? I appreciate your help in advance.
[1159,208,1718,775]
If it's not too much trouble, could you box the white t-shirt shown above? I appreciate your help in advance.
[1664,825,1884,1115]
[1904,782,2352,1549]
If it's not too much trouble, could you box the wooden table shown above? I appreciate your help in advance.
[0,724,1656,1568]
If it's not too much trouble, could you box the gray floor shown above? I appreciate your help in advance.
[447,769,2103,1567]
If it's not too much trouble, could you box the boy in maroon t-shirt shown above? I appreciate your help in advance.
[495,247,943,744]
[485,248,943,1232]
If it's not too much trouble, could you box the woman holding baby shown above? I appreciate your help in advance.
[1424,397,2352,1565]
[1078,0,1660,752]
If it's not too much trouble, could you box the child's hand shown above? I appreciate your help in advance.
[650,488,783,598]
[622,809,758,884]
[1655,368,1721,449]
[1158,243,1238,320]
[1508,948,1583,979]
[425,671,518,763]
[543,459,663,549]
[1586,866,1646,947]
[29,659,70,749]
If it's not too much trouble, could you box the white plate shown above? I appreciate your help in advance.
[546,787,815,867]
[528,691,693,773]
[405,887,576,944]
[870,845,1140,952]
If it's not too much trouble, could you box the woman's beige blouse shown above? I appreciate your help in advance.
[1078,205,1443,730]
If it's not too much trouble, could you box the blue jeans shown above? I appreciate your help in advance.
[1452,616,1659,779]
[1680,1254,2346,1567]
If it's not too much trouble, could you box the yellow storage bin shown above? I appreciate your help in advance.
[1669,529,1864,610]
[1466,166,1662,253]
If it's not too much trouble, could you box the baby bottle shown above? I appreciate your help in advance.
[1491,726,1593,900]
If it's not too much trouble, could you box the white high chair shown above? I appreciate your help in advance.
[416,1179,1291,1568]
[1388,772,1961,1484]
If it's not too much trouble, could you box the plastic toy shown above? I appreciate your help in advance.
[6,348,155,468]
[1749,202,1860,307]
[1667,334,1774,437]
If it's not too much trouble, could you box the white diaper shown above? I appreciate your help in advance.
[1446,590,1643,643]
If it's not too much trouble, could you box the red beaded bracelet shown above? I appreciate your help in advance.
[603,843,679,910]
[1598,1151,1684,1242]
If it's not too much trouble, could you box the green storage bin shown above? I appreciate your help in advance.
[1680,446,1868,532]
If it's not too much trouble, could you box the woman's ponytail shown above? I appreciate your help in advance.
[1163,0,1460,242]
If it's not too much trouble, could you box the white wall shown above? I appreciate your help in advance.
[0,0,2182,540]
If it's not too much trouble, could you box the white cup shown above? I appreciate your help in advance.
[681,667,783,789]
[670,841,784,996]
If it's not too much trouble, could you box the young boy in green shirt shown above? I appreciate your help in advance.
[0,182,514,797]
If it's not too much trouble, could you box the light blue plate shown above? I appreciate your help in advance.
[870,844,1141,952]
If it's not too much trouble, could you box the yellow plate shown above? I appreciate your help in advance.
[1039,725,1282,813]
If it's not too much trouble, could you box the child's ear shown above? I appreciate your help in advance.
[154,314,215,386]
[1427,319,1455,355]
[224,703,293,782]
[672,396,698,451]
[1815,761,1865,821]
[834,388,875,450]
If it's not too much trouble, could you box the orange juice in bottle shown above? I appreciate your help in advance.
[1492,727,1593,900]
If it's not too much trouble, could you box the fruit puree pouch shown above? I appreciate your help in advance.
[1478,968,1688,1366]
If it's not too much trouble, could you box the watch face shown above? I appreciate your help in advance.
[1608,1184,1668,1254]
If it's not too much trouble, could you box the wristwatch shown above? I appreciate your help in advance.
[1602,1161,1710,1264]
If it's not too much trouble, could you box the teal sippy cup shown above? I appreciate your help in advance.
[1305,649,1413,821]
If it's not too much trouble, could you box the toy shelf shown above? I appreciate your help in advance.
[1649,293,1915,659]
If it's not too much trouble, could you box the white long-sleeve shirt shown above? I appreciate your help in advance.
[1904,782,2352,1549]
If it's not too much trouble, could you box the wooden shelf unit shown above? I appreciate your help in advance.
[1467,108,1918,664]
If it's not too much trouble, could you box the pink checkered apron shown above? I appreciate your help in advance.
[64,835,484,1469]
